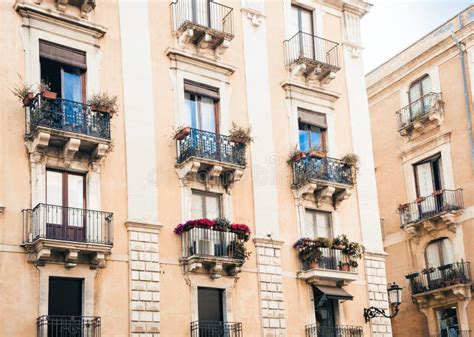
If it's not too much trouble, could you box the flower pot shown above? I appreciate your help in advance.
[310,150,326,159]
[230,136,246,144]
[41,90,57,100]
[22,92,35,107]
[308,260,319,269]
[174,127,191,140]
[292,152,306,162]
[416,196,426,203]
[339,264,350,272]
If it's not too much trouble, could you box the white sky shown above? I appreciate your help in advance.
[361,0,472,73]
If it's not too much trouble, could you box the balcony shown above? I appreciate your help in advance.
[191,321,242,337]
[37,315,101,337]
[399,189,463,237]
[170,0,234,55]
[23,203,113,268]
[176,128,246,186]
[296,245,359,285]
[291,156,354,208]
[284,32,340,84]
[305,324,363,337]
[397,92,444,136]
[430,331,470,337]
[406,261,472,308]
[179,225,247,278]
[26,94,111,163]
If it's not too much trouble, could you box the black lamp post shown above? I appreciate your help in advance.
[364,282,402,323]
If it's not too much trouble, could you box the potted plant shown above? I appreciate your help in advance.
[339,261,351,271]
[342,153,359,174]
[432,189,443,196]
[288,147,306,163]
[343,241,365,260]
[317,237,333,248]
[421,267,435,274]
[228,122,253,145]
[39,80,57,100]
[298,244,322,270]
[398,203,410,212]
[173,126,191,140]
[416,196,426,203]
[11,77,35,107]
[228,241,251,260]
[332,234,349,250]
[87,92,118,114]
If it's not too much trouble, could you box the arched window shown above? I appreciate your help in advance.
[425,238,454,268]
[409,75,432,116]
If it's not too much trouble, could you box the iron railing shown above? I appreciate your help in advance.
[171,0,234,38]
[182,227,241,259]
[430,331,470,337]
[298,246,356,273]
[284,31,339,69]
[23,204,113,245]
[27,94,111,140]
[305,324,363,337]
[292,156,354,186]
[37,315,101,337]
[191,321,242,337]
[407,261,471,296]
[396,92,442,130]
[176,128,246,166]
[398,189,463,227]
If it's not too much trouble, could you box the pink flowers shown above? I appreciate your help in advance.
[174,218,251,241]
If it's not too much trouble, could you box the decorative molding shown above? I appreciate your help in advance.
[125,221,163,233]
[0,204,5,213]
[281,80,341,103]
[166,47,236,76]
[241,7,265,27]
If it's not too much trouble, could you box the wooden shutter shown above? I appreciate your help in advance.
[184,80,220,100]
[298,108,327,128]
[39,40,87,69]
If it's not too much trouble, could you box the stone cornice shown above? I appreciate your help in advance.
[281,80,341,103]
[341,0,372,18]
[166,47,236,76]
[125,221,163,233]
[15,1,107,38]
[398,129,452,162]
[253,237,284,247]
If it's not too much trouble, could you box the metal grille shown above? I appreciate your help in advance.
[37,315,101,337]
[398,189,463,227]
[182,227,241,258]
[284,31,339,69]
[407,261,471,296]
[305,324,363,337]
[191,321,242,337]
[176,128,246,166]
[292,156,354,186]
[396,92,442,130]
[23,204,113,245]
[170,0,234,38]
[298,246,355,272]
[28,94,111,140]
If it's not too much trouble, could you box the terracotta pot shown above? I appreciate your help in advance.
[91,105,112,114]
[292,152,306,162]
[308,260,319,270]
[174,127,191,140]
[22,92,35,107]
[310,150,326,159]
[41,90,57,100]
[230,136,246,144]
[340,264,350,272]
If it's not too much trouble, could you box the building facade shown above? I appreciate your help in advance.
[0,0,391,336]
[367,6,474,337]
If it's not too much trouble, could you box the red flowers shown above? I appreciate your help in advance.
[174,218,251,241]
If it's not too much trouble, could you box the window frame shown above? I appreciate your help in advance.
[184,81,220,134]
[413,153,442,198]
[408,74,431,105]
[425,237,453,268]
[298,121,327,152]
[46,169,87,209]
[291,4,314,35]
[191,189,222,219]
[304,209,332,238]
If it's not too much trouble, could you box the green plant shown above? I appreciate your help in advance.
[11,76,34,103]
[39,79,51,92]
[342,153,359,175]
[231,241,251,260]
[287,146,306,163]
[214,218,231,231]
[87,92,118,113]
[229,122,253,144]
[332,234,349,249]
[343,241,365,259]
[316,237,333,248]
[298,244,322,265]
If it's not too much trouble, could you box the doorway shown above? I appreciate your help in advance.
[436,307,460,337]
[198,287,224,336]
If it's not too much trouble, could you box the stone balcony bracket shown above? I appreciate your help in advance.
[181,255,243,279]
[403,210,463,242]
[413,283,472,309]
[293,181,353,209]
[297,268,358,286]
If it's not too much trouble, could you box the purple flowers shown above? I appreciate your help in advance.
[174,218,251,241]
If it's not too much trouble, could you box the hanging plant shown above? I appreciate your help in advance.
[228,122,253,145]
[87,92,118,114]
[11,75,35,107]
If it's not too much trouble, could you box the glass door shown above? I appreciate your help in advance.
[290,6,314,60]
[62,66,84,129]
[436,307,460,337]
[314,287,337,337]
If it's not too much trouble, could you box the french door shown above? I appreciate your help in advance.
[198,287,224,336]
[290,5,314,60]
[314,287,337,337]
[414,155,443,217]
[46,170,86,242]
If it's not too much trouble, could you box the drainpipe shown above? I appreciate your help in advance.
[451,15,474,170]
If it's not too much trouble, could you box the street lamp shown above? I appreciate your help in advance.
[364,282,402,322]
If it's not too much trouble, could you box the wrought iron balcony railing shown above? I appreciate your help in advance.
[430,331,470,337]
[37,315,101,337]
[292,156,354,186]
[27,94,111,140]
[23,203,113,245]
[396,92,442,130]
[298,245,356,273]
[182,227,242,259]
[284,31,339,69]
[407,261,471,296]
[305,324,363,337]
[170,0,234,38]
[176,128,246,166]
[398,189,463,227]
[191,321,242,337]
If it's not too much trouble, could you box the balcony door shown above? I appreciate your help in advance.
[290,5,314,60]
[198,287,224,335]
[426,238,455,289]
[436,307,460,337]
[46,170,86,242]
[408,75,432,118]
[313,287,337,335]
[414,155,443,216]
[48,277,83,337]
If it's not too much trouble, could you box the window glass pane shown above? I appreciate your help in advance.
[185,93,198,129]
[409,82,421,102]
[299,9,313,34]
[421,76,432,96]
[205,194,220,219]
[315,212,331,238]
[426,242,441,268]
[299,129,309,152]
[441,239,454,265]
[200,96,216,133]
[310,126,322,150]
[289,6,300,36]
[68,174,84,227]
[416,162,434,197]
[191,193,204,219]
[304,210,316,238]
[47,171,63,206]
[63,68,82,103]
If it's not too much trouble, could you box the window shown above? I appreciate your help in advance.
[198,287,224,323]
[40,40,87,103]
[408,75,432,116]
[298,109,327,152]
[290,5,313,36]
[304,210,332,239]
[184,80,220,133]
[413,154,443,198]
[191,190,221,219]
[313,287,336,329]
[436,307,460,336]
[425,238,454,268]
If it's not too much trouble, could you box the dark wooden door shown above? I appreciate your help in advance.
[198,287,224,336]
